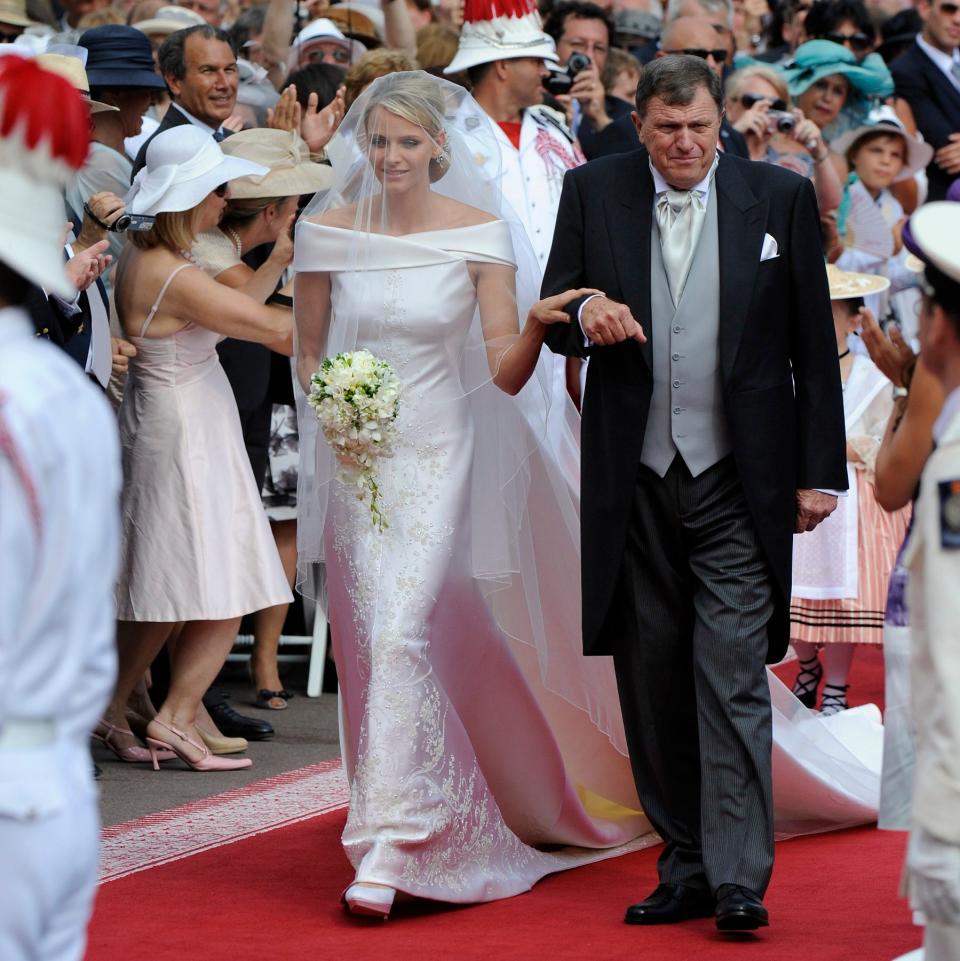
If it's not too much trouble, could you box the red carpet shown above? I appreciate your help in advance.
[86,811,918,961]
[88,647,916,961]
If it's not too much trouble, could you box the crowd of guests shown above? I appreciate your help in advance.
[2,0,960,954]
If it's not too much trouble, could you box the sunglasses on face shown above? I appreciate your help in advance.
[0,29,22,42]
[824,30,872,51]
[739,92,789,111]
[213,183,228,197]
[664,47,728,63]
[938,2,960,14]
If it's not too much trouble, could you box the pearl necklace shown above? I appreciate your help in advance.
[224,227,243,258]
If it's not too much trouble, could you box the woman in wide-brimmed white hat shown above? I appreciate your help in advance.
[192,127,332,712]
[98,125,295,773]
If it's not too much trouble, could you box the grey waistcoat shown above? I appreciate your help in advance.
[640,187,732,478]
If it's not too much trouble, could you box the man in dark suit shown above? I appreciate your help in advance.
[542,55,846,933]
[891,0,960,201]
[132,23,238,177]
[585,18,749,159]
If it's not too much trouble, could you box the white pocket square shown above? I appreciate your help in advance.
[760,233,779,262]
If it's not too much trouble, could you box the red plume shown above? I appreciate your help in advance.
[461,0,538,24]
[0,55,90,172]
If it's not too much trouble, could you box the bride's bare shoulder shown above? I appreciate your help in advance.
[435,196,499,228]
[307,205,359,230]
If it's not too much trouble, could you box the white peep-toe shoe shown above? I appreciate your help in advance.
[343,882,396,919]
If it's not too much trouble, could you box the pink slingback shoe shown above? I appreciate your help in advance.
[93,719,175,764]
[145,717,252,772]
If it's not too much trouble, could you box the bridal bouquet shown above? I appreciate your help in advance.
[307,350,401,531]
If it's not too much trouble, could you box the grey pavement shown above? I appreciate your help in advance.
[95,659,341,827]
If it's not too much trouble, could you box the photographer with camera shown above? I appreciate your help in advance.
[445,0,584,272]
[725,63,842,211]
[543,1,632,159]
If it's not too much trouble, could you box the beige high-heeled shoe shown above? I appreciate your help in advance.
[196,724,249,756]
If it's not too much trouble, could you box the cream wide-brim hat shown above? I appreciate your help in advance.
[0,168,77,298]
[907,201,960,284]
[826,263,891,300]
[444,12,559,74]
[220,128,332,199]
[132,5,205,36]
[126,125,268,216]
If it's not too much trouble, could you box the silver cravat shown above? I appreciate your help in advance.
[655,188,707,305]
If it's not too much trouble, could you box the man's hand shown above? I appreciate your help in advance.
[301,85,345,154]
[74,191,126,252]
[529,287,603,326]
[580,295,646,346]
[860,310,915,387]
[558,64,610,131]
[794,488,837,533]
[66,240,111,293]
[222,114,246,134]
[935,133,960,175]
[908,827,960,925]
[111,337,137,377]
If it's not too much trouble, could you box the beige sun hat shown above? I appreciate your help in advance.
[36,49,118,114]
[219,128,333,199]
[826,264,891,299]
[132,4,205,36]
[0,0,35,28]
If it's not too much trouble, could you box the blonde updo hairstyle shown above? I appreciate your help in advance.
[359,71,451,182]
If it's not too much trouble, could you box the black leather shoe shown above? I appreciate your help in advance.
[624,883,714,925]
[714,884,769,932]
[205,697,274,740]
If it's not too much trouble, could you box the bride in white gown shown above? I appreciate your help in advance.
[293,72,883,919]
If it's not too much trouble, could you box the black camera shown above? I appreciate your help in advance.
[543,51,591,96]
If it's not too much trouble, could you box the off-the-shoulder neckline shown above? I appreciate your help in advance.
[301,221,505,239]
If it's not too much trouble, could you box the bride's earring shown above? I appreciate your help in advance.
[429,147,450,181]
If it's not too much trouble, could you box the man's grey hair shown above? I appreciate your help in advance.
[158,24,235,82]
[634,54,723,118]
[665,0,734,29]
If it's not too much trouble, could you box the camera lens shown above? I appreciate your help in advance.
[567,52,591,75]
[112,213,131,232]
[775,113,795,133]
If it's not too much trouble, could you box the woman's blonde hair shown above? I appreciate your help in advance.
[415,23,459,72]
[359,71,451,181]
[725,64,790,106]
[344,49,419,111]
[127,208,200,252]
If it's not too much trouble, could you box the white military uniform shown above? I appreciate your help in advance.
[903,386,960,961]
[0,307,120,961]
[469,104,583,272]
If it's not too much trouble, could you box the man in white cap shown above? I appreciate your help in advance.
[0,53,120,961]
[291,16,365,68]
[445,0,584,273]
[899,200,960,961]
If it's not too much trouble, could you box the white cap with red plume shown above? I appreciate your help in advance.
[444,0,559,75]
[0,54,90,298]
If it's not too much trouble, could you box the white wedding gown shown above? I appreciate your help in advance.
[295,219,883,904]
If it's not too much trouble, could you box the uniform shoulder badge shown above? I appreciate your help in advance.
[938,479,960,549]
[530,104,575,142]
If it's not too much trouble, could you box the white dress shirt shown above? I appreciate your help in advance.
[917,33,960,94]
[171,101,226,138]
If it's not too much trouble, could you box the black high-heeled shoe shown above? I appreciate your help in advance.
[820,683,849,716]
[792,656,822,709]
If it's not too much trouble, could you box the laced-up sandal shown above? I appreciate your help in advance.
[791,656,822,709]
[819,683,849,717]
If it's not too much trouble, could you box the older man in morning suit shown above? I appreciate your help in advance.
[542,56,846,933]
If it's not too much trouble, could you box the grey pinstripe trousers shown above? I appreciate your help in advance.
[611,454,775,896]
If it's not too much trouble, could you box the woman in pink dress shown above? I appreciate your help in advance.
[99,126,294,771]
